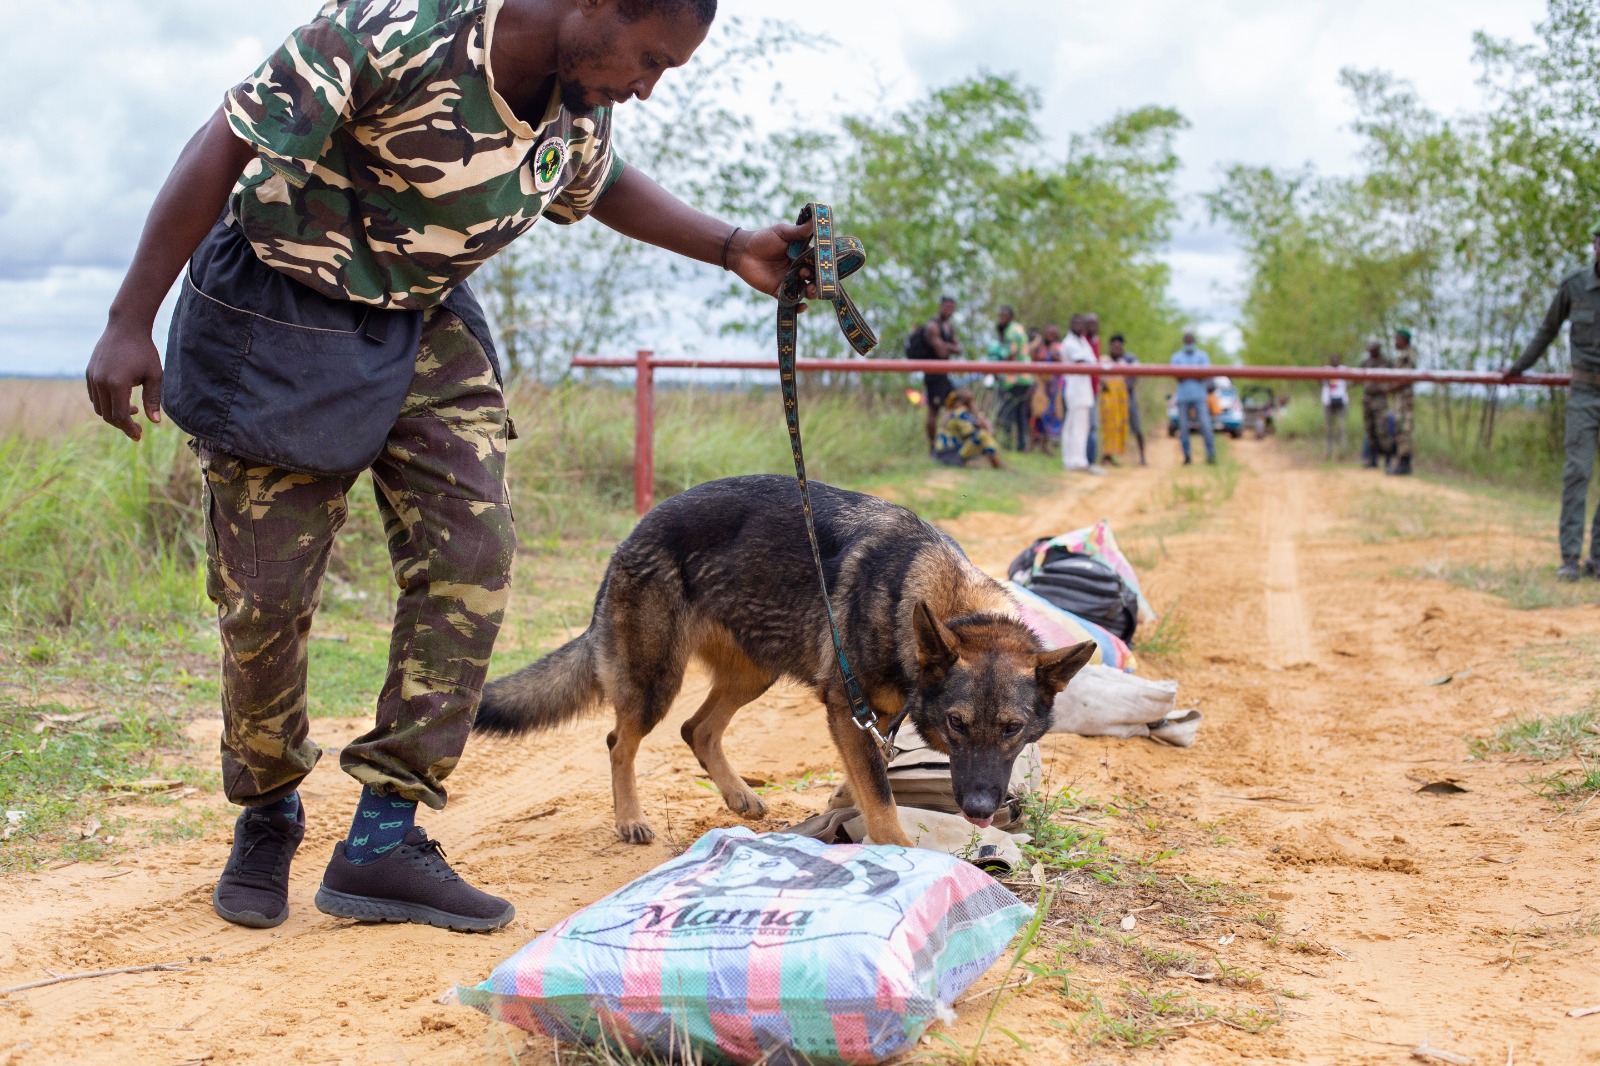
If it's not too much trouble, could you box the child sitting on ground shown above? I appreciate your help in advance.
[935,390,1006,469]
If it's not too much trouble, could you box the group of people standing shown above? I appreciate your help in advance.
[913,299,1150,473]
[1319,329,1418,475]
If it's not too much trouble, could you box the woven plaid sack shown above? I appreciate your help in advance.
[456,827,1030,1065]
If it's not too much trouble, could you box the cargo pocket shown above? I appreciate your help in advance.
[198,445,257,579]
[165,218,423,478]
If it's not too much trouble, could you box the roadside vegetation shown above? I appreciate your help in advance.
[0,379,1060,868]
[1213,1,1600,487]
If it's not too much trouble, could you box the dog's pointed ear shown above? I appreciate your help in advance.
[912,601,959,679]
[1036,641,1097,697]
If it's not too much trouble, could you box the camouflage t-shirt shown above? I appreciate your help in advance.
[224,0,624,309]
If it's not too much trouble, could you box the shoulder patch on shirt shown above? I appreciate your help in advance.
[532,136,569,193]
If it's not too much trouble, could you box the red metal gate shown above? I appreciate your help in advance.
[573,353,1572,515]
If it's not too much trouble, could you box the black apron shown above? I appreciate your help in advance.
[164,216,503,477]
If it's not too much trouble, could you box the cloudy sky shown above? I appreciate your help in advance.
[0,0,1547,376]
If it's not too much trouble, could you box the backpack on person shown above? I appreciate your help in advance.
[905,325,935,361]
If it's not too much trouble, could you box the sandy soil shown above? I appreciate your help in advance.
[3,439,1599,1065]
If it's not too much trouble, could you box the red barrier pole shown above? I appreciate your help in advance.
[571,355,1571,389]
[634,349,654,515]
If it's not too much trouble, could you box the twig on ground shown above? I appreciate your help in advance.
[1412,1041,1474,1065]
[0,962,186,996]
[952,970,1034,1006]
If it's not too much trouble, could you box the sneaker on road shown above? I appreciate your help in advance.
[213,805,305,929]
[315,827,514,933]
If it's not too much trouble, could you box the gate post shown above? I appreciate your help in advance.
[634,349,655,515]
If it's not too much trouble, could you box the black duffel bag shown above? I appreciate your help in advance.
[1008,542,1139,643]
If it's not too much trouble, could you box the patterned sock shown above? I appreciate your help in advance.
[262,792,301,821]
[344,785,417,865]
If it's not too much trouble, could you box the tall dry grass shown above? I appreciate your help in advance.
[0,378,98,440]
[0,383,929,642]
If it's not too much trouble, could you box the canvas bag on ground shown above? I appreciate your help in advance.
[456,828,1031,1066]
[1051,664,1202,747]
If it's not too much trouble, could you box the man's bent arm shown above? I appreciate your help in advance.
[592,166,811,302]
[1509,285,1571,377]
[87,109,257,440]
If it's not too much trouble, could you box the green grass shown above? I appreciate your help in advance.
[1414,560,1600,610]
[306,632,392,718]
[1135,600,1189,661]
[1018,787,1121,882]
[0,699,207,871]
[0,428,204,638]
[1277,382,1587,500]
[1130,442,1241,538]
[1344,487,1465,542]
[1528,759,1600,801]
[1469,711,1600,761]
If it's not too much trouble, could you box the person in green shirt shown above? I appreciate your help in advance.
[993,305,1031,451]
[84,0,819,934]
[1504,221,1600,581]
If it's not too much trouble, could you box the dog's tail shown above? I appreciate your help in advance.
[474,631,602,736]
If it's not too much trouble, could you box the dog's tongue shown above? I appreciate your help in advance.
[964,814,995,829]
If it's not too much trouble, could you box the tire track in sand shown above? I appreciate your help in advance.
[1262,468,1316,667]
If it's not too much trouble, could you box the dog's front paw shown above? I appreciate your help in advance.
[724,788,768,820]
[616,820,656,845]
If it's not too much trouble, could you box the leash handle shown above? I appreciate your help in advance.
[775,204,895,755]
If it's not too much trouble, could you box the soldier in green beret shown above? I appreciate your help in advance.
[1504,221,1600,581]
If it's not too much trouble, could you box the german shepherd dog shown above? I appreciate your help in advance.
[475,475,1095,848]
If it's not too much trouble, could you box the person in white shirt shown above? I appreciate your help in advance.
[1322,353,1350,460]
[1060,314,1103,474]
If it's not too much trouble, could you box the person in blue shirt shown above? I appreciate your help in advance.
[1170,331,1216,465]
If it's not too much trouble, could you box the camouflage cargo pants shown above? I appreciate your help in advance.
[1391,388,1415,459]
[1361,393,1390,458]
[198,309,515,810]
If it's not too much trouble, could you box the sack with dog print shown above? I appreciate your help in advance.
[455,827,1030,1065]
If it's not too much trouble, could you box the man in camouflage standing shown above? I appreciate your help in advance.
[84,0,811,932]
[1388,329,1418,476]
[1359,339,1392,470]
[1504,222,1600,582]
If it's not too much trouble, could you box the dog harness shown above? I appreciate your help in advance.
[775,204,909,760]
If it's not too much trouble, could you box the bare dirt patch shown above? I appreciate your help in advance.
[3,440,1599,1064]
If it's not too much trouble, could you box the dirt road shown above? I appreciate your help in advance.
[3,439,1598,1065]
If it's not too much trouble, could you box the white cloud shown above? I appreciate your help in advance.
[0,0,1547,374]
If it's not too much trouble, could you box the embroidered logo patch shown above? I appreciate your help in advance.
[532,136,569,193]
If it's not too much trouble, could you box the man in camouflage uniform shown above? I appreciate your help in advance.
[1388,329,1417,476]
[1358,339,1392,469]
[85,0,810,932]
[1505,222,1600,582]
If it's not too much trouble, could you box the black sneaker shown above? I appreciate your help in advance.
[213,805,305,929]
[314,827,514,933]
[1558,560,1582,583]
[1584,558,1600,580]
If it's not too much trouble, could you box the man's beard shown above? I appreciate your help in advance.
[556,32,611,112]
[557,76,590,112]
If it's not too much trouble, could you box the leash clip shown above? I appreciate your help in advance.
[851,705,909,763]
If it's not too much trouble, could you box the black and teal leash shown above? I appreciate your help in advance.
[775,203,910,760]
